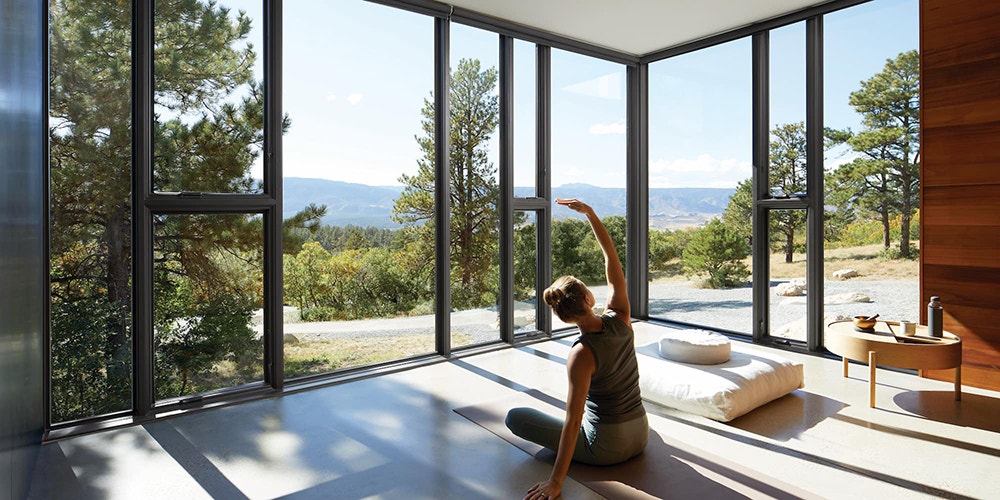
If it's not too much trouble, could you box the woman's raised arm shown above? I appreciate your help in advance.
[554,198,629,321]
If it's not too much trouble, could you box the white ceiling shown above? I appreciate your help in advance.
[446,0,834,56]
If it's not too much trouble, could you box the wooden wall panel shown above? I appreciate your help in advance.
[920,3,1000,67]
[922,227,1000,268]
[922,186,1000,226]
[921,0,1000,391]
[922,128,1000,186]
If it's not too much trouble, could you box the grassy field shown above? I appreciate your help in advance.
[652,243,919,283]
[284,332,471,378]
[769,243,919,280]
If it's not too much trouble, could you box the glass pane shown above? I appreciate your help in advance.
[550,49,627,331]
[647,38,754,334]
[153,213,264,400]
[514,211,539,336]
[49,0,134,422]
[450,24,502,348]
[152,0,264,193]
[514,39,537,195]
[769,22,807,198]
[823,0,921,334]
[769,209,809,342]
[281,2,435,378]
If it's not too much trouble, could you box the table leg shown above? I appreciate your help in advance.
[869,351,877,408]
[843,356,849,378]
[955,364,962,401]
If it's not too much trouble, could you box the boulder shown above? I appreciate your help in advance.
[775,282,805,296]
[832,269,859,280]
[825,292,872,304]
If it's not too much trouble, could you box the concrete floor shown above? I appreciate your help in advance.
[30,322,1000,499]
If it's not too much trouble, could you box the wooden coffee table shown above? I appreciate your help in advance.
[825,320,962,407]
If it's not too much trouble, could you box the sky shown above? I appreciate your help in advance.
[223,0,918,190]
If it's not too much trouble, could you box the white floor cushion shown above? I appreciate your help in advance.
[658,329,731,365]
[636,341,805,422]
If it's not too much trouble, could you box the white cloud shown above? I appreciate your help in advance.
[325,94,337,102]
[649,154,751,188]
[589,120,626,135]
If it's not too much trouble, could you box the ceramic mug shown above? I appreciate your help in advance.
[899,320,916,336]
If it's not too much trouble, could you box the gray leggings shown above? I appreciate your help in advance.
[504,407,648,466]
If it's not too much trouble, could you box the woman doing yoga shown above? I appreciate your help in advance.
[506,198,648,500]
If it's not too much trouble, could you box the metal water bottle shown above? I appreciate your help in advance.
[927,296,943,338]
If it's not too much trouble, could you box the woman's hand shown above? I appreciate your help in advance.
[524,479,562,500]
[555,198,592,215]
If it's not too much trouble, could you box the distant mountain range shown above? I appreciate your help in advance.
[283,177,734,230]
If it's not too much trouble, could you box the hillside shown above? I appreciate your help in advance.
[283,177,734,229]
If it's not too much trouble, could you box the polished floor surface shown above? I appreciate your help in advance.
[30,322,1000,499]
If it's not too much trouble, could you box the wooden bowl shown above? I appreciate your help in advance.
[853,316,877,330]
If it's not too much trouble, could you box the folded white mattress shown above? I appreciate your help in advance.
[635,341,804,422]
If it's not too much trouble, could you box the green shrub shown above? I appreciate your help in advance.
[682,219,751,288]
[301,306,344,322]
[649,229,680,268]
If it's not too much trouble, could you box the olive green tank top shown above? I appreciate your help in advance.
[573,311,645,425]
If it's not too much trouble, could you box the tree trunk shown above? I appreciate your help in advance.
[899,127,916,259]
[103,203,132,388]
[880,207,891,249]
[104,203,131,349]
[900,171,913,258]
[785,230,794,263]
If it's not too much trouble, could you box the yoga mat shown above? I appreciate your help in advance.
[454,390,818,500]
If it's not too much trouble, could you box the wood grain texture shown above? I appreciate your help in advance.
[920,0,1000,391]
[921,125,1000,186]
[921,186,1000,225]
[921,227,1000,268]
[920,2,1000,67]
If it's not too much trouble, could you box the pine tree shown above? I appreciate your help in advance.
[393,58,500,309]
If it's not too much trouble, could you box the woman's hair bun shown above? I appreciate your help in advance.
[544,276,589,322]
[544,287,564,307]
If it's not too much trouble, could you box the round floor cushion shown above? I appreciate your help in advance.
[658,329,731,365]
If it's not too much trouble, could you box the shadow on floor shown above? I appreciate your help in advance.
[894,390,1000,434]
[729,390,847,442]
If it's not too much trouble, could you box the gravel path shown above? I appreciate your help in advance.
[266,279,920,344]
[647,279,920,339]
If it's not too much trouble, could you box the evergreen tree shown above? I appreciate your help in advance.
[393,58,500,309]
[769,122,809,263]
[827,50,920,257]
[49,0,321,418]
[682,219,751,289]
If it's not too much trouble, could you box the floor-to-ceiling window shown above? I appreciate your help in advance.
[281,2,436,377]
[49,0,135,423]
[512,39,542,336]
[766,21,810,342]
[447,23,503,349]
[549,49,628,330]
[644,1,918,347]
[646,38,753,334]
[149,0,268,402]
[822,0,920,333]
